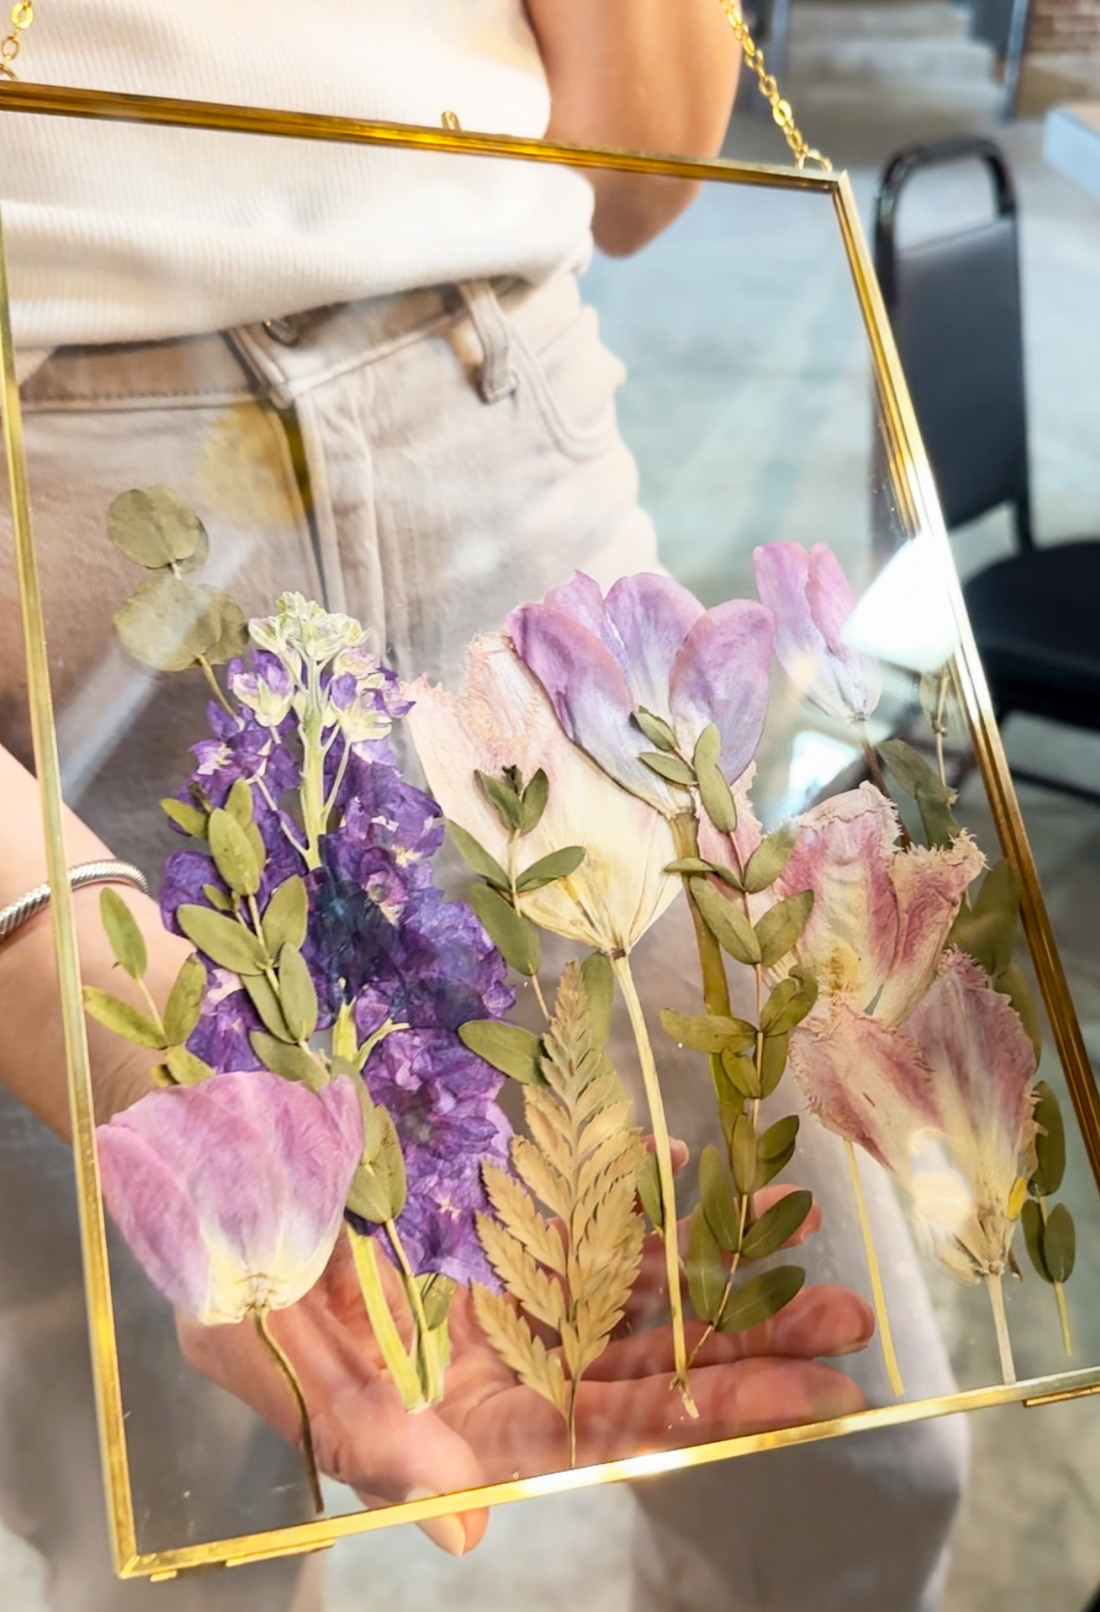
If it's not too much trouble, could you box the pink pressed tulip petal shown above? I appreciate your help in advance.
[875,834,985,1027]
[97,1072,363,1324]
[604,573,705,717]
[669,601,775,781]
[901,951,1037,1278]
[805,544,882,721]
[790,999,941,1178]
[767,785,900,1009]
[754,542,880,723]
[507,599,679,813]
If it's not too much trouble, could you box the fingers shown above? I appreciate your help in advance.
[573,1356,866,1465]
[587,1283,874,1381]
[466,1355,866,1484]
[179,1304,489,1556]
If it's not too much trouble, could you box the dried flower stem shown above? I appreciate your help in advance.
[1038,1196,1074,1356]
[844,1140,904,1397]
[196,654,238,722]
[253,1309,324,1514]
[611,953,696,1417]
[385,1216,445,1404]
[987,1271,1016,1385]
[347,1226,426,1408]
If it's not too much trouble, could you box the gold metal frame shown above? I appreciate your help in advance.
[2,83,1099,1582]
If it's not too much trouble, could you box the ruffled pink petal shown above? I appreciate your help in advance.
[875,834,985,1026]
[790,999,941,1178]
[771,784,900,1007]
[669,601,774,782]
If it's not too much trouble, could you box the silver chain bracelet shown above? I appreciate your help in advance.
[0,860,149,943]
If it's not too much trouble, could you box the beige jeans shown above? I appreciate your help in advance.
[0,271,964,1611]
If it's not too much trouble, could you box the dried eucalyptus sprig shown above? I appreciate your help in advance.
[472,963,645,1466]
[1021,1081,1074,1356]
[106,487,248,714]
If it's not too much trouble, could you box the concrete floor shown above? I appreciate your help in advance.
[4,9,1100,1610]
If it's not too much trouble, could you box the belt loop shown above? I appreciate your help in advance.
[456,280,518,404]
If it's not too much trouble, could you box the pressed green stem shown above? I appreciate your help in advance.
[1038,1196,1074,1356]
[253,1309,324,1514]
[347,1226,426,1409]
[196,654,238,721]
[612,952,697,1417]
[385,1217,444,1405]
[136,976,166,1038]
[987,1271,1017,1386]
[845,1140,904,1397]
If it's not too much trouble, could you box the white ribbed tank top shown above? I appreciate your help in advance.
[0,1,594,347]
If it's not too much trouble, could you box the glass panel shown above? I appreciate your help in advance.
[0,110,1094,1574]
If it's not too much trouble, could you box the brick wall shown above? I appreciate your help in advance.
[1028,0,1100,55]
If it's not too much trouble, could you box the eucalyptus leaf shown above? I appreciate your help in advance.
[262,876,309,955]
[664,856,742,889]
[756,1140,798,1187]
[208,807,261,899]
[721,1046,761,1100]
[458,1019,545,1084]
[106,485,209,571]
[755,890,814,968]
[731,1113,759,1196]
[372,1108,408,1219]
[637,1152,664,1231]
[164,1045,214,1086]
[660,1008,756,1056]
[202,883,233,913]
[178,904,267,975]
[204,595,250,666]
[82,987,167,1049]
[690,877,761,965]
[1000,962,1043,1064]
[464,883,541,977]
[519,769,549,834]
[878,739,942,800]
[446,821,510,889]
[515,845,587,892]
[1043,1203,1076,1283]
[580,951,614,1048]
[759,1032,790,1099]
[163,953,206,1046]
[277,944,319,1043]
[249,1031,325,1086]
[634,707,678,752]
[99,887,147,980]
[476,769,522,832]
[1021,1198,1046,1281]
[346,1161,395,1224]
[160,797,208,839]
[743,824,798,894]
[699,1144,740,1252]
[1031,1081,1066,1197]
[948,907,1004,978]
[717,1265,806,1334]
[242,973,293,1042]
[114,573,223,673]
[915,782,961,850]
[640,751,695,788]
[740,1189,812,1261]
[419,1273,458,1332]
[225,778,255,827]
[761,977,814,1037]
[693,724,737,835]
[685,1204,727,1324]
[756,1114,799,1186]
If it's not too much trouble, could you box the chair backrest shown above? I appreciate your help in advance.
[874,137,1033,546]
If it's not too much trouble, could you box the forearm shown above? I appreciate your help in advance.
[0,744,188,1140]
[525,0,741,254]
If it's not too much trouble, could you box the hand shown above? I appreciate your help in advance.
[179,1184,873,1557]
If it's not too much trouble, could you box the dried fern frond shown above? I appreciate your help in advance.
[474,960,646,1464]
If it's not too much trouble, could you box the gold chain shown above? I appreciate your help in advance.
[715,0,831,171]
[0,1,34,79]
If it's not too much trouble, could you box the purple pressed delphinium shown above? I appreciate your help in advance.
[158,593,514,1292]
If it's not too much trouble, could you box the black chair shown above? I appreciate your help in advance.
[874,136,1100,801]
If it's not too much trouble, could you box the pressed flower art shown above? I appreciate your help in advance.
[84,492,1079,1526]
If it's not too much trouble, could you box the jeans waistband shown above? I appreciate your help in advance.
[20,274,531,412]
